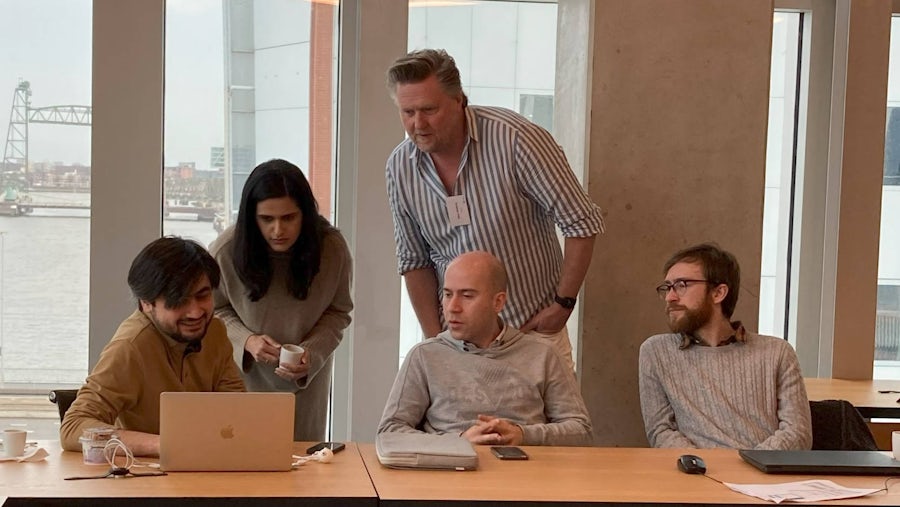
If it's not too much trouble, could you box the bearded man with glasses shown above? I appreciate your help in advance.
[638,243,812,450]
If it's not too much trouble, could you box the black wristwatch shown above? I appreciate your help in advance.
[554,294,577,309]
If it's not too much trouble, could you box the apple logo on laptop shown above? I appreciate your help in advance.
[220,425,234,439]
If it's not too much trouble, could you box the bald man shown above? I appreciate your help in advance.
[377,251,592,446]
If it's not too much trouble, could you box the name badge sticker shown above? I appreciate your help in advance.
[446,195,471,227]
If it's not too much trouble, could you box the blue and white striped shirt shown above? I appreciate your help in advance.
[386,105,605,328]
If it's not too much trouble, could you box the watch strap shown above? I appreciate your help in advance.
[554,294,577,309]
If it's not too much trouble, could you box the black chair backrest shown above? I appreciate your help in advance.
[809,399,878,451]
[48,389,78,422]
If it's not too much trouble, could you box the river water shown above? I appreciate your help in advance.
[0,192,219,390]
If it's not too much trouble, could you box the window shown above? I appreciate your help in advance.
[400,0,559,362]
[164,0,339,245]
[0,0,92,391]
[876,285,900,361]
[163,0,226,247]
[163,0,341,437]
[759,11,804,344]
[520,94,554,132]
[875,16,900,379]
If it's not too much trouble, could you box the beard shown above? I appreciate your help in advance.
[148,310,212,343]
[666,297,714,335]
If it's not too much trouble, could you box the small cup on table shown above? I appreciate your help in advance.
[2,429,27,458]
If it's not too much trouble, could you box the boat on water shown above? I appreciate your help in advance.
[163,199,219,222]
[0,187,33,217]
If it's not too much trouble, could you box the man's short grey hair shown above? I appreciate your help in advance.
[386,48,468,107]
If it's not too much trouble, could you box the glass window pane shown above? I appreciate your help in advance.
[164,0,339,246]
[759,11,801,343]
[163,0,226,246]
[400,0,558,362]
[876,16,900,378]
[163,0,341,437]
[0,0,92,394]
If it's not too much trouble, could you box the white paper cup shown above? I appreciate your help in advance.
[2,429,26,458]
[893,430,900,460]
[279,344,305,366]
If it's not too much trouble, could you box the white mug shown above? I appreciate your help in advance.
[279,344,305,366]
[2,429,27,458]
[893,430,900,460]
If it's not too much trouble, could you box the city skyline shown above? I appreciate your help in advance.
[0,0,224,171]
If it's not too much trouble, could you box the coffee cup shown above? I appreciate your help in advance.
[893,430,900,460]
[279,344,305,366]
[2,429,27,458]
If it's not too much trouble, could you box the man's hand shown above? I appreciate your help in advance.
[275,349,310,381]
[521,303,572,334]
[245,334,282,366]
[461,415,524,445]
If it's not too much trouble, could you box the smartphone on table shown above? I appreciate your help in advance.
[306,442,346,454]
[490,446,528,460]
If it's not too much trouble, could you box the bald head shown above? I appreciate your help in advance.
[442,251,508,345]
[446,251,508,294]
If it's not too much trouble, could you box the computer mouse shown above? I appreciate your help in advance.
[677,454,707,474]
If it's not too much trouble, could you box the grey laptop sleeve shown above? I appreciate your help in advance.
[375,432,479,471]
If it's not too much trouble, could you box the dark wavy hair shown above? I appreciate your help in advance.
[128,236,220,308]
[233,159,328,301]
[663,242,741,318]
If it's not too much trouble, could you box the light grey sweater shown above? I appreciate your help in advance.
[639,330,812,450]
[378,325,593,446]
[210,225,353,441]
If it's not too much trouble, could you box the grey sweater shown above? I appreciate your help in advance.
[639,330,812,450]
[378,325,593,446]
[210,226,353,441]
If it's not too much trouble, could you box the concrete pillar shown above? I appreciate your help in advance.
[581,0,774,446]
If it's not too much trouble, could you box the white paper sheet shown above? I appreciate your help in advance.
[724,479,881,503]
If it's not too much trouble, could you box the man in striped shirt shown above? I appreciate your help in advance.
[384,49,604,370]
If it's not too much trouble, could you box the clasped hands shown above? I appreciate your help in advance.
[246,334,309,381]
[461,414,524,446]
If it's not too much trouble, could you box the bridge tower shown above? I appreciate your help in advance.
[1,80,92,189]
[2,80,30,173]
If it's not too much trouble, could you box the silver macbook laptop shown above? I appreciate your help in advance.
[159,392,294,472]
[739,449,900,475]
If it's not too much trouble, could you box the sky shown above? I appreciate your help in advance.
[0,0,224,170]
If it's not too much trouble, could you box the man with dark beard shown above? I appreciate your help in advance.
[61,237,245,456]
[638,243,811,450]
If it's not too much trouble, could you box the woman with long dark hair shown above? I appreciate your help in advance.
[210,159,352,440]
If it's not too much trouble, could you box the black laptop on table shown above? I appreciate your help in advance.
[739,449,900,475]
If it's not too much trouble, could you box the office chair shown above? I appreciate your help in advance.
[48,389,79,422]
[809,399,878,451]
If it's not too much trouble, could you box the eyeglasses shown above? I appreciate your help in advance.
[655,279,712,299]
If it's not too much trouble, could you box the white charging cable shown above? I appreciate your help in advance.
[291,447,334,467]
[103,437,135,471]
[65,438,166,480]
[103,438,164,473]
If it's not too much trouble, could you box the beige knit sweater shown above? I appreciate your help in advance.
[210,225,353,440]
